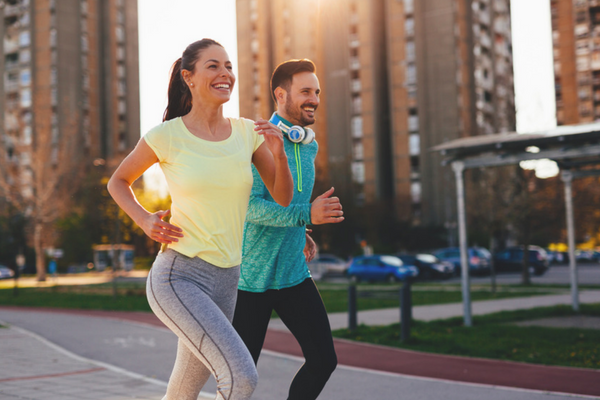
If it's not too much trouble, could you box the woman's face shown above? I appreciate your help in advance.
[183,45,235,105]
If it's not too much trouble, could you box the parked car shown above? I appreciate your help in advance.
[346,255,418,283]
[433,247,491,276]
[493,246,549,276]
[308,254,348,279]
[0,265,15,280]
[575,250,600,263]
[397,253,455,280]
[546,250,569,265]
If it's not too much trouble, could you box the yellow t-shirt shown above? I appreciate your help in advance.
[144,117,264,268]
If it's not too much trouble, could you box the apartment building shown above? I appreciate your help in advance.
[236,0,515,231]
[0,0,139,202]
[551,0,600,125]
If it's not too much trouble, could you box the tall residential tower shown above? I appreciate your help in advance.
[0,0,139,202]
[551,0,600,125]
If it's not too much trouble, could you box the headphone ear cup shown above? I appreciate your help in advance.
[301,128,315,145]
[287,126,306,143]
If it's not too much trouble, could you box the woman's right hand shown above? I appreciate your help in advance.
[140,210,184,244]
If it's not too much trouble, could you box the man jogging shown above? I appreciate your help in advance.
[233,59,343,400]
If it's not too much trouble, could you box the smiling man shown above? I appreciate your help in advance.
[233,59,343,400]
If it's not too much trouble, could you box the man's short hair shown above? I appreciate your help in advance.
[270,59,316,103]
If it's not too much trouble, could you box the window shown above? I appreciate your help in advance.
[406,64,417,85]
[409,133,420,155]
[405,18,414,36]
[22,126,32,145]
[351,161,365,184]
[51,88,58,105]
[115,26,125,43]
[50,29,57,47]
[19,69,31,86]
[403,0,414,14]
[20,88,31,107]
[352,96,362,114]
[353,142,364,160]
[411,181,421,204]
[19,31,30,47]
[116,46,125,61]
[51,67,57,85]
[351,116,363,138]
[408,115,419,132]
[20,49,30,63]
[405,41,415,61]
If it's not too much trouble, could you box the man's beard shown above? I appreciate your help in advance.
[284,94,315,127]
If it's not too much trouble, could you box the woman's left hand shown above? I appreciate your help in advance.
[254,119,285,160]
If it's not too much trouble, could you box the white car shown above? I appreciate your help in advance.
[0,265,15,279]
[308,254,348,279]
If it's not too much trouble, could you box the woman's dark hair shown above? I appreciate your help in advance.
[163,38,224,121]
[270,59,316,104]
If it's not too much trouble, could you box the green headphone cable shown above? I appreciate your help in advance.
[294,143,302,192]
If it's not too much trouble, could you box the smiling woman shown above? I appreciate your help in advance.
[106,37,293,400]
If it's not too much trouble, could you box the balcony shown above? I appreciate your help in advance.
[4,4,25,18]
[4,80,19,92]
[4,38,19,54]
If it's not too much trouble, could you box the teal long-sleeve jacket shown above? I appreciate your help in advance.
[239,138,318,292]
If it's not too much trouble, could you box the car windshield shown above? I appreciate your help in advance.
[475,248,491,258]
[416,254,438,263]
[380,255,403,267]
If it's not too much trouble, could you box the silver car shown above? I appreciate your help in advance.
[0,265,15,279]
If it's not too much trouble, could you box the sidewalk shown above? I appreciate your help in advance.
[0,323,168,400]
[1,291,600,399]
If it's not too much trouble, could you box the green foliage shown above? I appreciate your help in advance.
[55,172,170,266]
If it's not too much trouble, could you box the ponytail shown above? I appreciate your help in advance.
[162,38,224,122]
[163,58,192,121]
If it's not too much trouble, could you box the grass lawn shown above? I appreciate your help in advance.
[332,304,600,369]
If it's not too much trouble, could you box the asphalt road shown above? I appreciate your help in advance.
[322,262,600,286]
[0,308,595,400]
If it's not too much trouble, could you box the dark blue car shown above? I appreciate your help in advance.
[346,255,418,283]
[433,247,491,276]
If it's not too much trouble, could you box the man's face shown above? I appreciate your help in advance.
[281,72,320,127]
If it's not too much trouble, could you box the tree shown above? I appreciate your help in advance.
[0,107,84,281]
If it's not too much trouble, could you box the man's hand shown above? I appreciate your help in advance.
[311,187,344,225]
[304,230,317,262]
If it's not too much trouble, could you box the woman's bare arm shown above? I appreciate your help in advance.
[107,139,183,244]
[252,119,293,207]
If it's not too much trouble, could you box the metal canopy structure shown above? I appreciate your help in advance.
[431,122,600,326]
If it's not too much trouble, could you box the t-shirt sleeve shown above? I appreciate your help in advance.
[143,122,170,162]
[239,118,264,153]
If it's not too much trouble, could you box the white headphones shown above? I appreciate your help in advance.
[269,113,315,145]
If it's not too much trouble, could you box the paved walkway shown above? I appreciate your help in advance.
[1,291,600,399]
[0,323,173,400]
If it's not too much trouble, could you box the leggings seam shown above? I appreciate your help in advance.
[149,255,237,398]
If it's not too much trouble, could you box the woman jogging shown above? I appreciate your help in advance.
[107,38,293,400]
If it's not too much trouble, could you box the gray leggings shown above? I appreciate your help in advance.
[146,249,258,400]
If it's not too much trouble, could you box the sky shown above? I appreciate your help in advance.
[138,0,557,191]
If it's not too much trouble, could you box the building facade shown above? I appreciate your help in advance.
[0,0,139,203]
[551,0,600,125]
[236,0,515,232]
